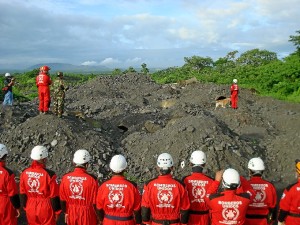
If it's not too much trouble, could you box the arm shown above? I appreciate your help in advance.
[141,184,151,224]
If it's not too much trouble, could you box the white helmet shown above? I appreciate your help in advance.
[233,79,238,83]
[30,145,48,160]
[5,73,11,77]
[190,150,206,165]
[109,155,127,173]
[73,149,91,165]
[248,157,265,171]
[0,144,8,158]
[157,153,174,169]
[222,168,240,189]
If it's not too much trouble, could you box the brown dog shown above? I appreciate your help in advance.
[215,97,231,110]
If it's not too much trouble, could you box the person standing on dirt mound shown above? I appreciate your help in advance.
[36,66,52,114]
[60,149,99,225]
[52,71,68,118]
[245,157,277,225]
[182,150,214,225]
[2,72,15,107]
[278,159,300,225]
[141,153,190,225]
[0,144,20,225]
[19,145,61,225]
[206,168,251,225]
[96,154,142,225]
[230,79,239,109]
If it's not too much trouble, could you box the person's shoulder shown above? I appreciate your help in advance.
[237,192,251,199]
[144,177,157,186]
[1,166,15,176]
[43,168,57,178]
[209,192,224,200]
[285,182,299,191]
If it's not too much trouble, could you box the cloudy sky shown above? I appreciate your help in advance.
[0,0,299,69]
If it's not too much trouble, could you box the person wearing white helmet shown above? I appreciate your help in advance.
[19,145,61,225]
[278,159,300,225]
[60,149,99,225]
[245,157,277,225]
[230,78,239,109]
[2,72,15,107]
[182,150,214,225]
[206,168,251,225]
[0,144,20,225]
[141,153,190,225]
[96,154,142,225]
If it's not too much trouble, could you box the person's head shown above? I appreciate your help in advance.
[5,73,11,78]
[73,149,91,168]
[295,159,300,179]
[157,153,174,175]
[190,150,206,167]
[109,154,127,175]
[40,65,51,74]
[0,144,8,161]
[57,72,63,78]
[248,157,265,176]
[222,168,240,190]
[30,145,48,164]
[233,79,238,84]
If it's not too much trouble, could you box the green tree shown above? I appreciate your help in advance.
[237,49,278,66]
[183,56,213,71]
[123,66,136,74]
[112,68,122,76]
[141,63,149,75]
[289,30,300,54]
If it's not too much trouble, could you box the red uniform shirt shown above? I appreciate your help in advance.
[278,179,300,225]
[183,169,214,225]
[36,72,52,112]
[60,167,98,225]
[0,161,20,225]
[245,176,277,225]
[206,190,250,225]
[142,174,190,225]
[96,175,141,225]
[230,84,239,109]
[36,73,52,87]
[20,161,60,225]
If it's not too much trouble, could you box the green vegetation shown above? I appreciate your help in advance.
[1,31,300,103]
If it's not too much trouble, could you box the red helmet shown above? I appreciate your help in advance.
[40,65,51,72]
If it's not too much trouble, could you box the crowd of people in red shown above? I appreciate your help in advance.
[0,143,299,225]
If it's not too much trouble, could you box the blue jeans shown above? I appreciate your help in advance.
[3,91,13,106]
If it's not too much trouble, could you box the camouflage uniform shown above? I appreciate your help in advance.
[52,72,67,117]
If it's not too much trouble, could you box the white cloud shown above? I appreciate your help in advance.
[100,58,121,66]
[81,61,98,66]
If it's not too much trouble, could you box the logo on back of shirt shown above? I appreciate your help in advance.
[26,172,43,194]
[189,180,208,203]
[106,184,127,208]
[154,183,175,208]
[250,183,268,207]
[67,176,87,200]
[218,201,242,223]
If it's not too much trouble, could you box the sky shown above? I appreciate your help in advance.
[0,0,299,70]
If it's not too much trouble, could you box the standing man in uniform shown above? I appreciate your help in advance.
[52,72,67,118]
[19,145,61,225]
[206,168,251,225]
[2,72,15,107]
[60,149,99,225]
[245,157,277,225]
[36,66,52,114]
[182,150,214,225]
[0,143,20,225]
[142,153,190,225]
[96,154,141,225]
[278,159,300,225]
[230,79,239,109]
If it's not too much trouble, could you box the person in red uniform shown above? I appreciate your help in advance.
[96,154,141,225]
[245,157,277,225]
[19,145,61,225]
[142,153,190,225]
[278,159,300,225]
[0,144,20,225]
[36,65,52,114]
[206,168,251,225]
[182,150,214,225]
[230,79,239,109]
[60,149,99,225]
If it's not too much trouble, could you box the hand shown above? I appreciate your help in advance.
[278,222,285,225]
[215,170,224,182]
[16,209,20,218]
[65,214,68,223]
[55,213,60,221]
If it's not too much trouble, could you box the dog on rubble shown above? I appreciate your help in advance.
[215,96,231,110]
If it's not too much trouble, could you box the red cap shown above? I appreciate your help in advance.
[40,65,51,72]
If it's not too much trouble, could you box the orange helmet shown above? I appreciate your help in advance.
[40,65,51,72]
[296,159,300,174]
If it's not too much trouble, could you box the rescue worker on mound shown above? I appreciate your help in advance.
[206,168,251,225]
[0,144,20,225]
[245,157,277,225]
[60,149,99,225]
[19,145,61,225]
[36,66,52,114]
[278,159,300,225]
[142,153,190,225]
[182,150,214,225]
[2,72,15,107]
[230,79,239,109]
[53,72,68,118]
[96,154,141,225]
